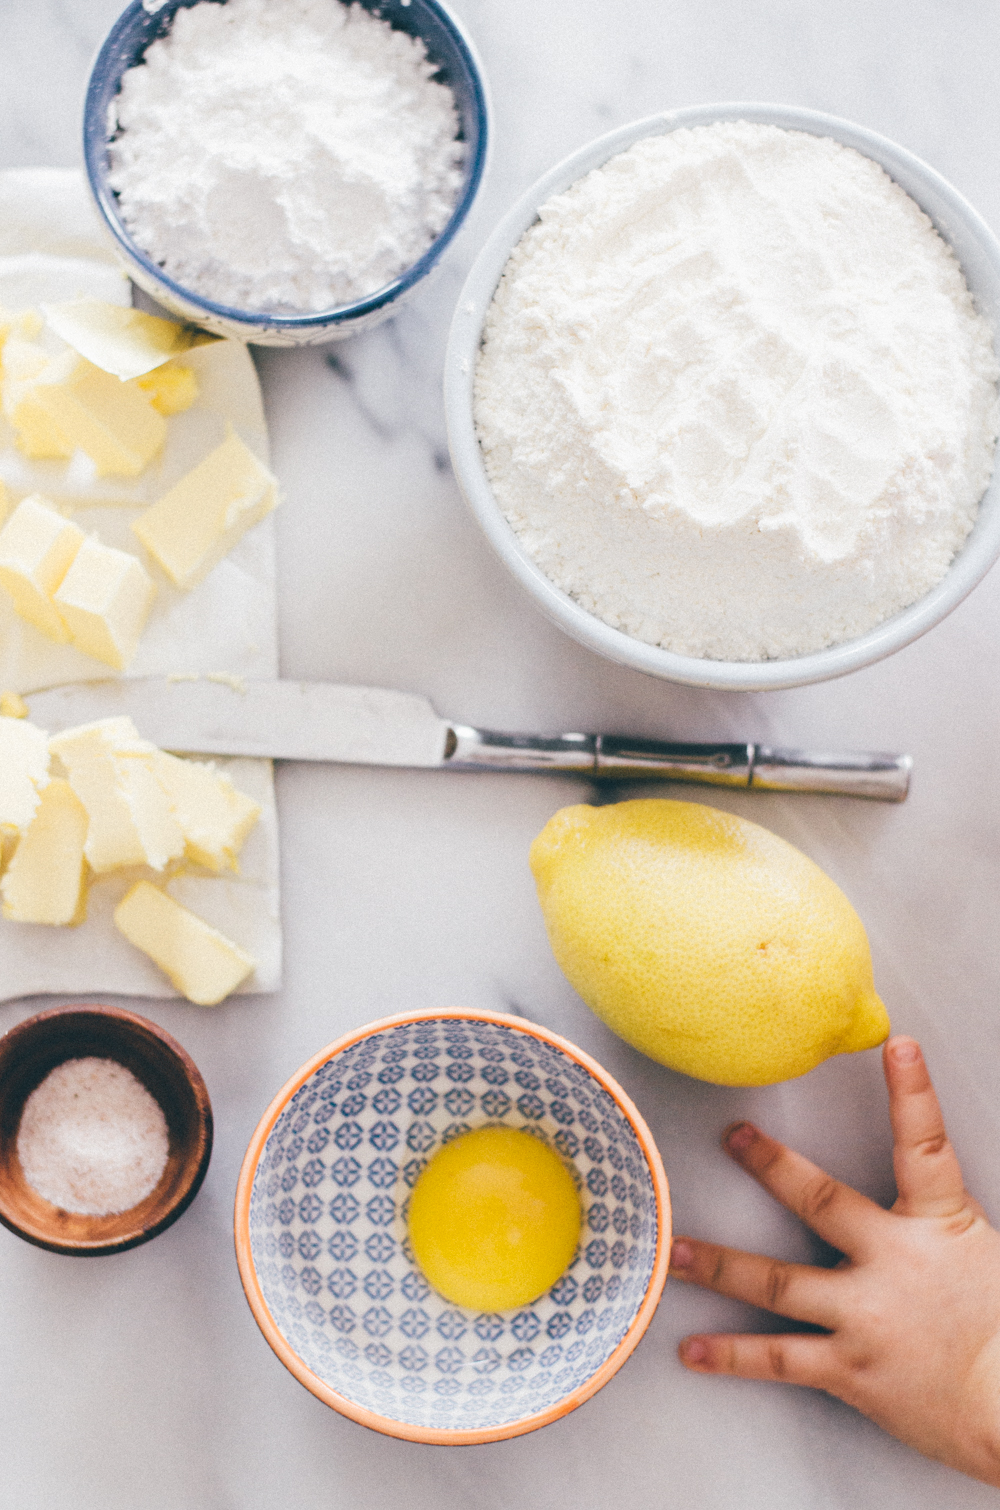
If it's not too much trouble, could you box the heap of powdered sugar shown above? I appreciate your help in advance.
[17,1057,169,1216]
[108,0,465,313]
[474,122,999,662]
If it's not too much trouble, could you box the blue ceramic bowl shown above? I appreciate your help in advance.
[235,1008,671,1444]
[83,0,490,345]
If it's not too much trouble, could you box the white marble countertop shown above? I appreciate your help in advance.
[3,2,1000,1506]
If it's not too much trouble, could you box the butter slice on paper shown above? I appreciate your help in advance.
[43,299,217,381]
[0,495,84,642]
[0,716,49,833]
[135,363,198,415]
[50,716,184,874]
[2,336,72,460]
[133,431,278,590]
[1,777,87,925]
[0,691,29,718]
[0,167,280,1001]
[54,535,156,670]
[114,879,257,1005]
[152,750,261,871]
[10,349,167,476]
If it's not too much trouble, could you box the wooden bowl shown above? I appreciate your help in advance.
[0,1005,212,1255]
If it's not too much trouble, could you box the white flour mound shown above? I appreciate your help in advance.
[474,123,1000,661]
[109,0,464,313]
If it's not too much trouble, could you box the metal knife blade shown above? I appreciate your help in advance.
[22,677,912,801]
[26,677,451,766]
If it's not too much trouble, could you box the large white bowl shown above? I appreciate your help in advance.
[445,103,1000,691]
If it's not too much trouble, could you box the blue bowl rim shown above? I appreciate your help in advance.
[444,102,1000,692]
[233,1005,672,1445]
[83,0,491,330]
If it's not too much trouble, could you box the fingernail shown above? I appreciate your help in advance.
[670,1239,693,1269]
[724,1122,756,1154]
[680,1338,708,1365]
[891,1040,920,1065]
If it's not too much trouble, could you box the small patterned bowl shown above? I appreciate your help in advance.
[235,1008,671,1444]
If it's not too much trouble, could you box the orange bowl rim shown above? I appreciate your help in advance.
[234,1005,671,1445]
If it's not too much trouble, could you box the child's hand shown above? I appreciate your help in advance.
[670,1037,1000,1487]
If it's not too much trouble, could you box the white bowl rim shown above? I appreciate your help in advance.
[445,102,1000,691]
[234,1005,672,1445]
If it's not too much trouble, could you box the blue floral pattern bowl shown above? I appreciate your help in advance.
[235,1008,671,1443]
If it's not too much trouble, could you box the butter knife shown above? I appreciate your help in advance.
[24,677,911,801]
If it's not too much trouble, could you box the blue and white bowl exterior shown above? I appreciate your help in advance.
[239,1010,670,1442]
[83,0,491,346]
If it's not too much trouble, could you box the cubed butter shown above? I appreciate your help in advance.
[49,717,184,874]
[0,716,49,835]
[132,431,278,590]
[0,309,43,349]
[134,363,198,416]
[10,349,166,477]
[0,495,84,643]
[53,536,156,670]
[1,778,88,925]
[0,691,29,719]
[2,338,73,459]
[0,334,49,390]
[0,479,9,526]
[151,751,261,871]
[43,299,215,381]
[114,880,256,1005]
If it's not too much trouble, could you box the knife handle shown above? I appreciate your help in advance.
[446,728,911,802]
[446,726,596,773]
[750,746,912,802]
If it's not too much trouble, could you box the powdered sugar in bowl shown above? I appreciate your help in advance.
[84,0,489,346]
[445,103,1000,692]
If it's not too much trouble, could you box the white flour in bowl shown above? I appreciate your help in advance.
[474,122,999,662]
[108,0,464,313]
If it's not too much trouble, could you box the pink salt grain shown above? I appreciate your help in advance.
[17,1056,169,1215]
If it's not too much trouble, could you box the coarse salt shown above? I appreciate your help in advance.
[108,0,465,313]
[474,123,1000,662]
[17,1056,169,1215]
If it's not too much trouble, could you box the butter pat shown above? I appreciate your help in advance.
[54,536,156,670]
[43,299,215,382]
[1,778,88,925]
[0,717,49,833]
[114,880,256,1005]
[10,349,166,476]
[133,431,278,589]
[49,717,184,874]
[0,495,84,643]
[134,363,198,415]
[152,751,261,871]
[0,691,29,719]
[1,338,72,459]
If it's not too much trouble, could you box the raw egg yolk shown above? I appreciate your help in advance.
[407,1125,581,1311]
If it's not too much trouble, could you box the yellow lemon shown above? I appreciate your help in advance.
[530,799,889,1087]
[408,1125,581,1310]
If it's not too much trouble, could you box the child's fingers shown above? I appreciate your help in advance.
[883,1037,968,1219]
[723,1121,885,1256]
[678,1331,835,1390]
[670,1236,843,1328]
